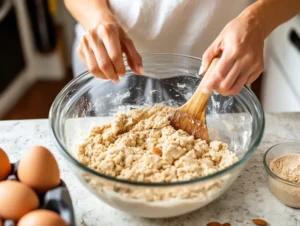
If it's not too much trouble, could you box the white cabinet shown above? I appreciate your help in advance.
[261,56,300,112]
[262,15,300,112]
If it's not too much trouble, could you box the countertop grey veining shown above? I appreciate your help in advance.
[0,113,300,226]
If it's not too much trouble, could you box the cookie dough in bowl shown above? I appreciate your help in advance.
[49,54,265,218]
[78,105,238,183]
[76,105,239,217]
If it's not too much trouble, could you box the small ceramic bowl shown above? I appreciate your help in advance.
[264,142,300,208]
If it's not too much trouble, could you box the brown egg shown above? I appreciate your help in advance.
[0,180,39,220]
[17,210,67,226]
[0,148,11,181]
[18,146,60,193]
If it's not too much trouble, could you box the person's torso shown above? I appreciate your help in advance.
[76,0,253,57]
[109,0,252,57]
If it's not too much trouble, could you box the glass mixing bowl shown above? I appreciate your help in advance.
[49,54,265,218]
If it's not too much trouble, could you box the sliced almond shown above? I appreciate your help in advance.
[252,219,268,226]
[152,147,162,156]
[207,222,221,226]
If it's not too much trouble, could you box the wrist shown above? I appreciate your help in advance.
[239,2,270,39]
[241,0,300,39]
[98,8,118,25]
[84,7,118,30]
[238,4,266,39]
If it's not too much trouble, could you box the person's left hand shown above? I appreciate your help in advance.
[199,14,265,96]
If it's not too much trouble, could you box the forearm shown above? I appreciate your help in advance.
[64,0,117,30]
[241,0,300,38]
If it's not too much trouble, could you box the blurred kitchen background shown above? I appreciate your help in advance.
[0,0,299,120]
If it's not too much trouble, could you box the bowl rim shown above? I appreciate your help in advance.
[263,141,300,187]
[49,53,265,187]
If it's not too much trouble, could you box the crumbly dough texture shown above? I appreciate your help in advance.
[78,105,237,183]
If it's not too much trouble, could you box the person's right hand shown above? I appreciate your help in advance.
[77,22,143,82]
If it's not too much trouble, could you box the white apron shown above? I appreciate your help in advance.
[72,0,252,76]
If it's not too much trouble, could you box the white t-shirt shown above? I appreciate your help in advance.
[73,0,253,76]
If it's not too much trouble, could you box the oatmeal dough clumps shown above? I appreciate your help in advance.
[78,105,237,183]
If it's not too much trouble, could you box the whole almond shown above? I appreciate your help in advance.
[152,147,162,156]
[222,223,231,226]
[252,219,268,226]
[207,222,221,226]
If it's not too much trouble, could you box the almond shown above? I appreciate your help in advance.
[152,147,162,156]
[252,219,268,226]
[222,223,231,226]
[207,222,221,226]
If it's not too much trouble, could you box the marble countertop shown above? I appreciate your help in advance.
[0,113,300,226]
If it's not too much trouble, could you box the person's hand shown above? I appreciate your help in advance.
[77,22,143,82]
[199,14,265,96]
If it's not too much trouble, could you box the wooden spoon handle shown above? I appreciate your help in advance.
[181,58,219,118]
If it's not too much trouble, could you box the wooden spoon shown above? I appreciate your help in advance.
[170,58,219,142]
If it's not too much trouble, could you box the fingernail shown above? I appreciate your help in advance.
[199,65,205,75]
[138,66,144,75]
[119,74,125,78]
[113,78,120,83]
[201,87,210,94]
